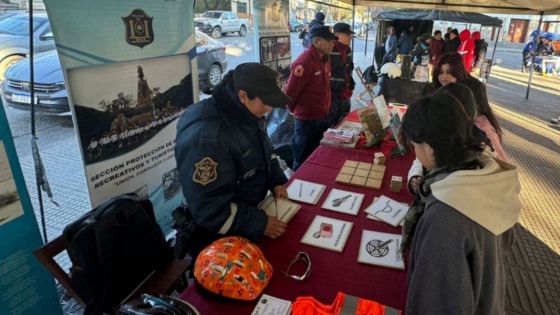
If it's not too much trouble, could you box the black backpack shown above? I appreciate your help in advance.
[63,193,171,315]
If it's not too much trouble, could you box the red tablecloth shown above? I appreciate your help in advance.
[179,114,415,314]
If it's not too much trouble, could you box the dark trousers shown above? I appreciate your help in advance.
[292,117,328,170]
[328,98,351,127]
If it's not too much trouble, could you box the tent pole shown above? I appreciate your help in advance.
[364,8,370,55]
[486,26,501,83]
[351,0,355,53]
[525,12,544,100]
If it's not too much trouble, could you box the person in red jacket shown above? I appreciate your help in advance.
[457,29,475,72]
[285,25,335,170]
[429,30,445,65]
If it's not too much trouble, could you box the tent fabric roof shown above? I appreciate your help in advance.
[375,9,503,27]
[348,0,560,15]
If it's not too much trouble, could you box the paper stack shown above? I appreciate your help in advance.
[251,294,291,315]
[364,195,409,227]
[323,128,354,143]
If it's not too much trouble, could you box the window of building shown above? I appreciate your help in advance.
[237,2,247,14]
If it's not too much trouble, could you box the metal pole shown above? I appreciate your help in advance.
[364,7,370,55]
[526,12,544,100]
[28,1,47,243]
[486,26,501,83]
[351,0,355,53]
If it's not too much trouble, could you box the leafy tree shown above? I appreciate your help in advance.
[195,0,231,14]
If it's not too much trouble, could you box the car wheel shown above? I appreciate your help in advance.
[207,64,223,88]
[212,27,222,39]
[0,55,25,82]
[239,25,247,37]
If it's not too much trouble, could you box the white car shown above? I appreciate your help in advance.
[194,11,249,39]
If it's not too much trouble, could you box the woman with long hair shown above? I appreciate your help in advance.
[381,26,397,65]
[408,57,509,193]
[401,88,520,315]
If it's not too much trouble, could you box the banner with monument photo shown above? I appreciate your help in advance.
[43,0,197,233]
[253,0,291,86]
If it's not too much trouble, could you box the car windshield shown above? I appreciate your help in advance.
[202,12,223,19]
[0,15,45,36]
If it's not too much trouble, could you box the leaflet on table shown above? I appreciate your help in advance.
[364,195,409,227]
[301,215,353,252]
[323,128,355,143]
[287,179,326,205]
[321,188,364,216]
[259,195,301,223]
[358,230,405,270]
[372,95,391,128]
[251,294,292,315]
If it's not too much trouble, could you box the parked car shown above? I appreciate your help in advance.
[196,30,228,92]
[194,11,249,39]
[290,18,304,32]
[0,12,54,81]
[1,31,228,114]
[1,50,69,114]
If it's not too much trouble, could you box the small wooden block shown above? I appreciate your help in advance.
[340,166,355,175]
[350,176,367,186]
[357,162,372,170]
[369,171,384,180]
[355,169,370,177]
[344,160,359,167]
[365,178,382,189]
[335,173,352,183]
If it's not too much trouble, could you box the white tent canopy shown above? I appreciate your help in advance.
[344,0,560,15]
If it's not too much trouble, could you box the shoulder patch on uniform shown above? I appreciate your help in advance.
[193,157,218,186]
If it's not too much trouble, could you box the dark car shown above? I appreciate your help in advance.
[196,30,228,92]
[1,50,68,114]
[0,13,55,81]
[1,31,227,114]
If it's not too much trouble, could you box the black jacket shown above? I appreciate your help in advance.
[330,41,355,98]
[175,83,286,241]
[444,37,461,54]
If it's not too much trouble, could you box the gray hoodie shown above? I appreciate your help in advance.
[406,152,521,315]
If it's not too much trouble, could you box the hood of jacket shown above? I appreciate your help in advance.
[471,31,481,41]
[430,151,520,235]
[459,29,471,41]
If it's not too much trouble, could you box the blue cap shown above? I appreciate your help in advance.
[309,25,336,40]
[315,12,325,22]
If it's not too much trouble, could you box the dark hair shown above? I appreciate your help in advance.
[434,30,442,36]
[459,78,503,140]
[439,83,477,119]
[429,52,469,90]
[403,90,484,167]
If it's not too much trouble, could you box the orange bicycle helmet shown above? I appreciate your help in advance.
[194,236,273,301]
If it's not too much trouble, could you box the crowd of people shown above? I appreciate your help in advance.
[174,12,520,315]
[522,34,556,72]
[382,26,488,75]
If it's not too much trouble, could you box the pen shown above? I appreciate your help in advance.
[299,182,302,198]
[309,188,315,196]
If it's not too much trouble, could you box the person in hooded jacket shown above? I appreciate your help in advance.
[402,86,520,315]
[443,28,460,54]
[471,31,488,69]
[429,30,444,65]
[457,29,475,72]
[522,39,537,72]
[302,11,325,48]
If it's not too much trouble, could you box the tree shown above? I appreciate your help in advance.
[194,0,231,14]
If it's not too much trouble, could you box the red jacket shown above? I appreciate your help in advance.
[429,38,445,64]
[458,29,475,72]
[285,45,331,120]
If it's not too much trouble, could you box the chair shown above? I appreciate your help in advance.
[33,234,190,310]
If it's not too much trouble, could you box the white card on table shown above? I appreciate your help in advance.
[301,215,353,252]
[364,195,409,227]
[259,195,301,224]
[321,188,364,216]
[251,294,292,315]
[357,230,404,270]
[287,179,326,205]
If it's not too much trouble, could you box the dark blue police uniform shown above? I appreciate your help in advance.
[175,83,287,244]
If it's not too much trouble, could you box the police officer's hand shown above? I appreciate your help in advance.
[272,185,288,199]
[264,216,287,239]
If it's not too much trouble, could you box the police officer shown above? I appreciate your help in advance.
[175,63,291,254]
